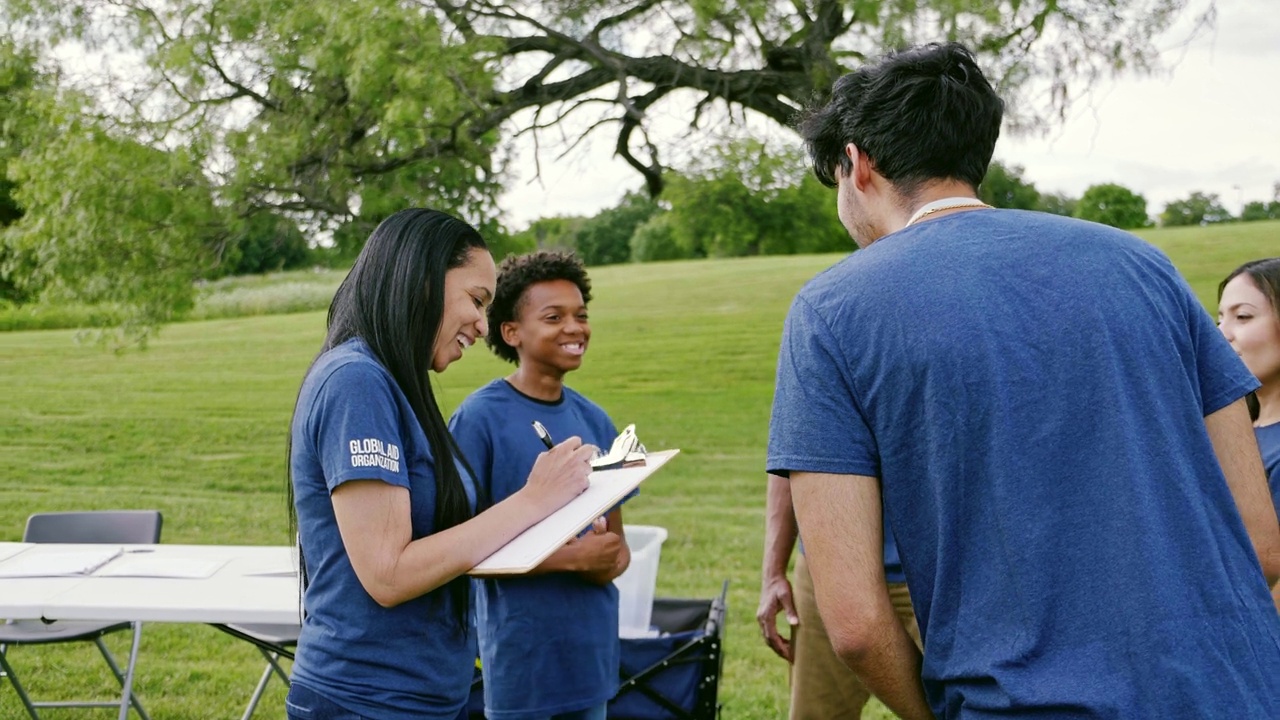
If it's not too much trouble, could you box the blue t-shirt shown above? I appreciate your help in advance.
[449,379,622,719]
[290,338,478,720]
[1257,421,1280,514]
[767,210,1280,718]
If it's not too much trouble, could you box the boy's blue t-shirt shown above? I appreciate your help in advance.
[1257,421,1280,513]
[449,379,622,719]
[767,210,1280,718]
[290,338,478,720]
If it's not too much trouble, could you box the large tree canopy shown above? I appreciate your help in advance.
[0,0,1215,333]
[8,0,1214,217]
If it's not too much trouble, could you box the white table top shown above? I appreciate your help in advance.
[0,542,301,625]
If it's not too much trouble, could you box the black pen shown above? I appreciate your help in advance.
[532,420,554,450]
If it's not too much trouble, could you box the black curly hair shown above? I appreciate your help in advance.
[486,250,593,365]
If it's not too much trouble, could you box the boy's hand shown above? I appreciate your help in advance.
[570,512,624,579]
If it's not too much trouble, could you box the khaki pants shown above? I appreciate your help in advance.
[789,553,921,720]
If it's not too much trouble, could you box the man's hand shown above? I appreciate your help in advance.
[757,573,799,661]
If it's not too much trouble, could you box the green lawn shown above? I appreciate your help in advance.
[1,220,1276,719]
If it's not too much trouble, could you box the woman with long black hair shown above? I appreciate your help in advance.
[285,208,595,720]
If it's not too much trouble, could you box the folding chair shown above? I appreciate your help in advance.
[219,623,299,720]
[0,510,162,720]
[609,581,727,720]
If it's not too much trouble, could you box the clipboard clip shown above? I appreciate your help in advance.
[590,424,647,470]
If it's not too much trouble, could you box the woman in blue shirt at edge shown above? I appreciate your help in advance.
[449,250,631,720]
[285,209,597,720]
[1218,256,1280,609]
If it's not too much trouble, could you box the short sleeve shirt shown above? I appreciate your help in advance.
[449,379,623,719]
[768,210,1280,717]
[289,338,477,720]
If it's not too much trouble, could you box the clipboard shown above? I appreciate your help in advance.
[469,448,679,575]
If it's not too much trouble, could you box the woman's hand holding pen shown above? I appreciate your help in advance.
[521,436,596,515]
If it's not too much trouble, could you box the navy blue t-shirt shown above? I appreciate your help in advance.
[768,210,1280,718]
[290,338,478,719]
[1257,421,1280,514]
[449,379,622,719]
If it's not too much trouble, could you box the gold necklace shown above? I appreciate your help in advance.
[903,198,993,227]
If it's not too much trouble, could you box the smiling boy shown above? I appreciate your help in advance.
[449,250,631,720]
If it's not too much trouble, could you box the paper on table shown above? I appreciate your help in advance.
[0,543,33,564]
[470,449,679,575]
[0,546,123,578]
[93,555,228,579]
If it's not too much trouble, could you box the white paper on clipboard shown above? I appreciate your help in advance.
[469,448,679,575]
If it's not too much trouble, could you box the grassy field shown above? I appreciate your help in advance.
[0,219,1276,719]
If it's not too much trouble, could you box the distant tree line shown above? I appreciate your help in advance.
[512,157,1280,268]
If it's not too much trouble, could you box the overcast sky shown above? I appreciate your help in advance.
[497,0,1280,229]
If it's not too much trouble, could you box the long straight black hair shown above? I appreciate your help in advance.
[289,208,488,629]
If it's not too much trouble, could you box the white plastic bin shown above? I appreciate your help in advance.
[615,525,668,638]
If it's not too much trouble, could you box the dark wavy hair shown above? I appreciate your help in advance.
[485,250,593,365]
[1218,257,1280,422]
[289,208,487,629]
[797,42,1003,199]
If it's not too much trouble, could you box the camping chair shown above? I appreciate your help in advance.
[0,510,162,720]
[609,581,727,720]
[219,623,299,720]
[466,581,728,719]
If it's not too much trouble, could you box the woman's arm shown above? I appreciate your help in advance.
[333,438,596,607]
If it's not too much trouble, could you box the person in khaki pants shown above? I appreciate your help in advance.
[759,473,920,718]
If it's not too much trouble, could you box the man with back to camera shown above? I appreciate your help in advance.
[766,41,1280,719]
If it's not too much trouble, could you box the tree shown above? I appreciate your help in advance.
[1240,201,1279,222]
[4,100,226,343]
[3,0,1215,332]
[0,40,41,303]
[765,174,852,255]
[217,212,312,277]
[574,192,659,266]
[979,161,1040,210]
[1074,183,1149,229]
[511,216,587,253]
[8,0,1213,211]
[1160,191,1232,227]
[1037,192,1078,217]
[629,212,684,262]
[660,138,841,258]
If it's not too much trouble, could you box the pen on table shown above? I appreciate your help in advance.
[532,420,555,450]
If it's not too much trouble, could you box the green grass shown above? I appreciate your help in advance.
[0,219,1276,719]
